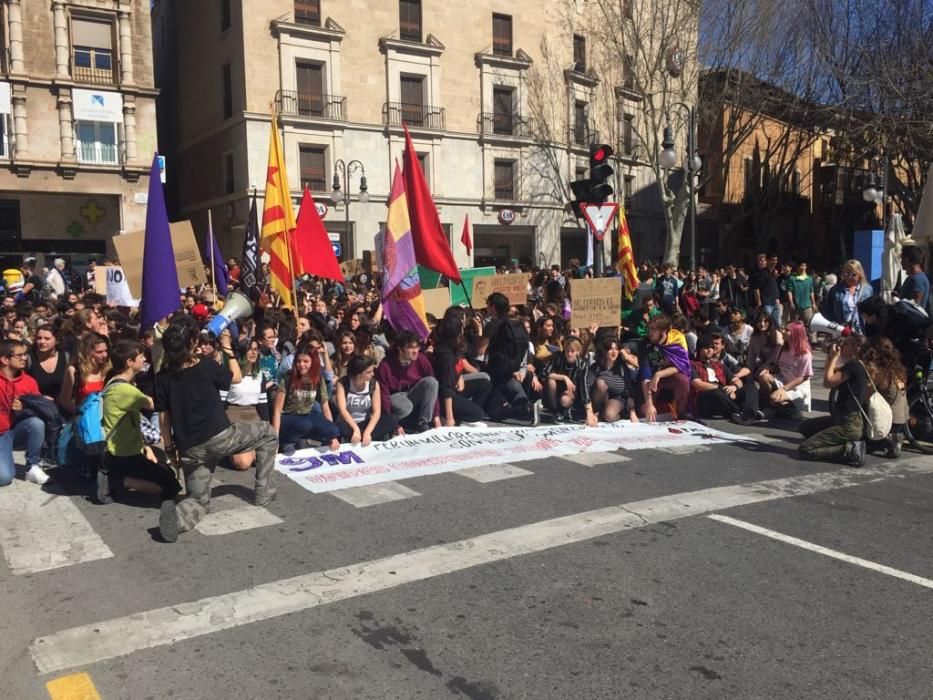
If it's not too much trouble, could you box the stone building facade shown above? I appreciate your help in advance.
[154,0,686,270]
[0,0,158,269]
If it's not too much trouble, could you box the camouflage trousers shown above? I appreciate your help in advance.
[176,421,278,532]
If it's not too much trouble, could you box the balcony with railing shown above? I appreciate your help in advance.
[382,102,445,130]
[72,47,116,86]
[478,112,534,138]
[277,91,346,120]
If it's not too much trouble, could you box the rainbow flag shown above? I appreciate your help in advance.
[260,114,297,305]
[616,204,638,300]
[381,163,429,340]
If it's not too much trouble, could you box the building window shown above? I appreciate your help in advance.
[791,169,802,195]
[72,17,114,85]
[492,86,514,135]
[623,54,635,90]
[399,0,422,43]
[222,63,233,119]
[299,145,326,191]
[573,100,588,145]
[575,166,587,181]
[621,113,635,156]
[623,0,634,19]
[494,159,515,200]
[221,0,231,31]
[624,175,635,205]
[295,0,321,26]
[75,121,118,164]
[492,13,512,56]
[573,34,586,72]
[0,115,8,158]
[223,153,235,194]
[400,75,425,126]
[743,157,755,193]
[417,152,429,178]
[296,61,324,116]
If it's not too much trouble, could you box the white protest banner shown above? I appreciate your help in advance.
[95,266,139,307]
[275,421,740,494]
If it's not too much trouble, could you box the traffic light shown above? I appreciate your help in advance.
[588,144,614,203]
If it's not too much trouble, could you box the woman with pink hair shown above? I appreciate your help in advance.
[757,321,813,419]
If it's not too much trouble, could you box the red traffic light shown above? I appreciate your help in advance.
[590,143,613,165]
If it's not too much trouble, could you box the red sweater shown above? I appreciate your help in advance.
[375,352,439,418]
[0,371,40,434]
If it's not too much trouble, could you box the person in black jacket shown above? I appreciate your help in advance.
[432,308,491,426]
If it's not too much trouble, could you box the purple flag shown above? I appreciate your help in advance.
[203,215,229,296]
[141,153,180,330]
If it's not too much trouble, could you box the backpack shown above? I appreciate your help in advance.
[488,319,529,380]
[73,391,106,455]
[849,362,893,441]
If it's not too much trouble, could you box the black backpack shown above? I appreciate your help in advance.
[488,319,529,380]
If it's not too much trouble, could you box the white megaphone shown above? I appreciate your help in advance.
[809,312,852,339]
[204,290,253,338]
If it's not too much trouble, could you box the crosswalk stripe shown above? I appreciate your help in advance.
[454,463,533,483]
[0,480,113,575]
[559,452,632,467]
[329,481,421,508]
[30,456,933,674]
[195,494,283,536]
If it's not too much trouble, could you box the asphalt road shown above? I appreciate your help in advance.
[4,361,933,699]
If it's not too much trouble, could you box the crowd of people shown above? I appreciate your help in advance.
[0,245,929,542]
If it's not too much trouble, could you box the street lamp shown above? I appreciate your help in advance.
[660,103,701,271]
[332,159,368,257]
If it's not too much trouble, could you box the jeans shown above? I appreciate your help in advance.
[279,410,341,447]
[484,378,531,421]
[336,414,399,442]
[390,377,439,427]
[0,417,46,486]
[695,381,759,419]
[761,304,782,329]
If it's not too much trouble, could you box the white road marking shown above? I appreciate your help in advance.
[455,463,533,483]
[708,514,933,590]
[195,494,283,536]
[658,446,711,455]
[329,481,421,508]
[30,457,933,674]
[559,452,632,467]
[0,481,113,575]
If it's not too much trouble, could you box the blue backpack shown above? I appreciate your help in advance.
[73,391,106,456]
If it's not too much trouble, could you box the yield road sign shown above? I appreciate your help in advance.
[582,202,620,241]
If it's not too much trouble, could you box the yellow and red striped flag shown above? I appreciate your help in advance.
[616,204,638,300]
[260,116,297,305]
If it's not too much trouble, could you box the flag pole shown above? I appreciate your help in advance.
[208,209,216,302]
[271,103,300,319]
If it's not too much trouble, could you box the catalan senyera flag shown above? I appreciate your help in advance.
[382,162,429,340]
[616,204,638,300]
[260,117,297,305]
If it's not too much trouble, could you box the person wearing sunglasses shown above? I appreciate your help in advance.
[0,339,50,486]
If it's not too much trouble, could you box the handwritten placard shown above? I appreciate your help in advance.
[571,277,622,328]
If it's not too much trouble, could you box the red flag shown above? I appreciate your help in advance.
[401,124,462,282]
[460,214,473,255]
[292,187,345,283]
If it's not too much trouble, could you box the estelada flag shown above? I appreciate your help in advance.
[401,124,462,282]
[616,204,638,300]
[292,187,345,282]
[260,115,297,304]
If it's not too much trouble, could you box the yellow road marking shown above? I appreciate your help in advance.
[46,672,101,700]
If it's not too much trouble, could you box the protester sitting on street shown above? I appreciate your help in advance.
[722,307,753,366]
[635,314,692,422]
[330,329,359,380]
[756,320,812,419]
[155,314,278,542]
[746,311,784,383]
[272,343,341,452]
[483,292,539,424]
[821,259,873,334]
[376,329,440,433]
[691,335,760,426]
[59,331,110,417]
[543,337,597,425]
[99,340,181,505]
[432,307,492,426]
[623,294,661,340]
[334,355,398,445]
[589,336,638,423]
[798,335,871,466]
[0,338,49,485]
[223,339,269,471]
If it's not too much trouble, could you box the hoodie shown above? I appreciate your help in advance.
[0,371,41,434]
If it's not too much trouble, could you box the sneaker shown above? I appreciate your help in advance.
[159,499,179,543]
[254,489,277,507]
[843,440,866,467]
[730,411,755,427]
[462,421,488,429]
[25,464,50,485]
[884,432,903,459]
[530,400,542,427]
[755,410,766,422]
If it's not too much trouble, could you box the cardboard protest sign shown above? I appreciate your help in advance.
[422,288,450,321]
[340,259,362,279]
[112,220,208,298]
[95,266,139,306]
[471,273,527,308]
[449,266,495,306]
[571,277,622,328]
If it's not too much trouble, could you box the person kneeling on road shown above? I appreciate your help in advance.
[690,335,760,426]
